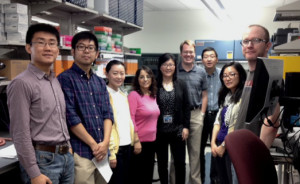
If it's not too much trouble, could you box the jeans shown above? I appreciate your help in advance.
[20,150,74,184]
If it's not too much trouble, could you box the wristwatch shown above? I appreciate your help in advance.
[221,142,225,147]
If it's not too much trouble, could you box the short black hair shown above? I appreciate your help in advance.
[106,60,125,73]
[201,47,218,59]
[26,23,60,44]
[71,31,99,51]
[157,53,177,88]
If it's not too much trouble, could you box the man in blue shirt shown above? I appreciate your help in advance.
[58,31,113,184]
[200,47,221,184]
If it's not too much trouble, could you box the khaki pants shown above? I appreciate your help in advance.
[187,109,204,184]
[170,109,204,184]
[74,153,106,184]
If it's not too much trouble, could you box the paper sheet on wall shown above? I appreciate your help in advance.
[0,144,17,159]
[92,155,112,183]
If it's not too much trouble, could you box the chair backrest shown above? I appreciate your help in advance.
[225,129,278,184]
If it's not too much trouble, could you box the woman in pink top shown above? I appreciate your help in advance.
[128,66,160,184]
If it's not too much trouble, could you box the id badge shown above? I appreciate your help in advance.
[163,115,173,123]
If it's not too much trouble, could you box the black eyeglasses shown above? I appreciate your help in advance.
[240,38,267,46]
[76,44,96,52]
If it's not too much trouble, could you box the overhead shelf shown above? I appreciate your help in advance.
[12,0,143,35]
[82,14,143,35]
[273,39,300,54]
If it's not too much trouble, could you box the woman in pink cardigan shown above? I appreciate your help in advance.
[128,66,160,184]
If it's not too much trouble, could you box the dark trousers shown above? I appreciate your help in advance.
[156,132,186,184]
[109,144,132,184]
[200,110,218,183]
[215,141,233,184]
[130,141,155,184]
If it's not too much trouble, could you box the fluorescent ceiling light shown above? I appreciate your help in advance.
[77,26,89,32]
[31,16,59,26]
[201,0,231,21]
[178,0,205,9]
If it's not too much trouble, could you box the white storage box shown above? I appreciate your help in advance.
[0,23,4,32]
[4,3,28,14]
[87,0,94,9]
[5,23,28,33]
[6,32,26,41]
[0,14,4,23]
[0,31,5,41]
[0,0,11,4]
[94,0,109,14]
[5,13,28,24]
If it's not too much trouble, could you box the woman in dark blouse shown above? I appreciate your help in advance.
[156,53,190,184]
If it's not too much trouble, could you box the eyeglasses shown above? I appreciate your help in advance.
[31,41,58,48]
[162,63,175,68]
[203,55,216,59]
[240,38,267,46]
[222,73,237,79]
[76,44,96,52]
[182,51,194,55]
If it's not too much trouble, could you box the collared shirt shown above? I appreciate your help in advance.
[58,63,113,160]
[206,68,221,111]
[177,62,208,107]
[7,63,70,179]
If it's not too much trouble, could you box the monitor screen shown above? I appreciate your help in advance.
[245,57,283,124]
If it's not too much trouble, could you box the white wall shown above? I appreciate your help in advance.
[124,8,298,53]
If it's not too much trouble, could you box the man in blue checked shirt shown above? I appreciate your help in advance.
[58,31,113,184]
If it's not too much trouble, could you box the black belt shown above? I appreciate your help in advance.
[207,110,218,115]
[190,105,201,111]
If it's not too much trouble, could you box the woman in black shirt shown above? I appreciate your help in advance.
[156,53,190,184]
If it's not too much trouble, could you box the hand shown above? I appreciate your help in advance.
[110,159,117,168]
[134,141,142,155]
[182,128,189,141]
[31,174,52,184]
[200,112,205,123]
[211,143,218,157]
[93,141,109,161]
[216,146,226,157]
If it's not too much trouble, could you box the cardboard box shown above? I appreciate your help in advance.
[54,55,64,76]
[0,60,30,80]
[62,56,74,70]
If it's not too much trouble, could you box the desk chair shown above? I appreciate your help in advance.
[225,129,278,184]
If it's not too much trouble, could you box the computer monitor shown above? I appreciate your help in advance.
[245,57,283,124]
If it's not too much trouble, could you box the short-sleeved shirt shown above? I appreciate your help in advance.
[177,63,208,107]
[58,63,114,160]
[206,68,221,111]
